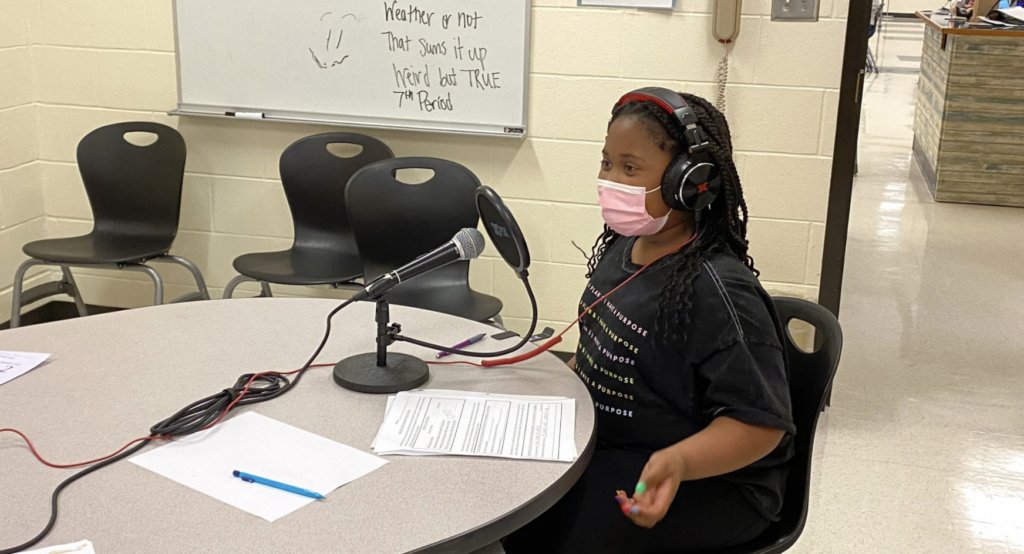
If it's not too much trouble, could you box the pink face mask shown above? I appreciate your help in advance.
[597,179,669,236]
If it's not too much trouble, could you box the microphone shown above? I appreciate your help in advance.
[352,228,486,302]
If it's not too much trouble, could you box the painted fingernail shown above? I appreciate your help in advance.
[629,505,640,515]
[614,494,626,505]
[635,481,646,495]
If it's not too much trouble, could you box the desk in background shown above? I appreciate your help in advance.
[913,11,1024,207]
[0,299,596,554]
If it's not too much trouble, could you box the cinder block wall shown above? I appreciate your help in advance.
[1,0,848,349]
[0,0,48,320]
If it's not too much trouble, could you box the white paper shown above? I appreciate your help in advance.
[0,351,50,387]
[130,412,387,522]
[981,16,1014,26]
[579,0,675,9]
[997,6,1024,22]
[372,390,576,463]
[19,539,95,554]
[370,396,434,456]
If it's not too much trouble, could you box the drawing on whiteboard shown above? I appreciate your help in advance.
[310,12,356,69]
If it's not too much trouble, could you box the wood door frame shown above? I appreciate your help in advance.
[817,0,874,317]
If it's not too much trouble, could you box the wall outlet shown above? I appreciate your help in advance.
[771,0,820,21]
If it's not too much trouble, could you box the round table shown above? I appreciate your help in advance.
[0,299,595,554]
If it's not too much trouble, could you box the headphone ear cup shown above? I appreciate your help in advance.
[661,155,690,211]
[678,161,721,211]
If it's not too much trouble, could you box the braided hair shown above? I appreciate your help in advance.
[586,92,756,348]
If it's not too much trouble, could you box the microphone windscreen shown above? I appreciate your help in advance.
[454,228,486,260]
[476,186,530,274]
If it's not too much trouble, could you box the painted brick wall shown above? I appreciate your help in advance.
[887,0,935,14]
[3,0,847,348]
[0,0,48,320]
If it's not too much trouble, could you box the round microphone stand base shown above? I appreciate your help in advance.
[332,352,429,394]
[332,299,429,394]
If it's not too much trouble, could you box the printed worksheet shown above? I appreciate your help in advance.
[372,390,576,462]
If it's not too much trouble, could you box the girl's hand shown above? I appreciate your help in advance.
[616,417,785,528]
[623,446,687,528]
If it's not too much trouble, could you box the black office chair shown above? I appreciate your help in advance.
[704,297,842,554]
[223,133,394,298]
[10,122,209,328]
[345,157,503,322]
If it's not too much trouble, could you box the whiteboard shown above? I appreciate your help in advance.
[172,0,530,137]
[578,0,675,8]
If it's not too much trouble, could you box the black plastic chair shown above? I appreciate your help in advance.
[10,122,209,328]
[223,133,394,298]
[345,157,502,322]
[703,297,842,554]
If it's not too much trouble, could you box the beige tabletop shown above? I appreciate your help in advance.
[0,298,596,553]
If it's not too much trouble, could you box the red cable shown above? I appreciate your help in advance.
[0,429,149,470]
[6,236,696,469]
[430,232,699,369]
[0,363,336,469]
[478,259,642,367]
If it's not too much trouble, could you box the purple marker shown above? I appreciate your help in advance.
[436,333,487,358]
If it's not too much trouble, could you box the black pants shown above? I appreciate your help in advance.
[503,446,769,554]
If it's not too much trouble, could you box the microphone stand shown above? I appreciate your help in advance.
[335,186,533,394]
[332,299,430,394]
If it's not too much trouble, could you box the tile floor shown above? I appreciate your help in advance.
[789,17,1024,554]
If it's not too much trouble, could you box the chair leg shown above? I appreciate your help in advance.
[10,259,47,328]
[59,266,88,317]
[119,264,164,305]
[259,282,273,298]
[146,268,164,306]
[150,255,211,301]
[224,275,256,299]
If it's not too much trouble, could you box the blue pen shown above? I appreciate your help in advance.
[232,470,325,500]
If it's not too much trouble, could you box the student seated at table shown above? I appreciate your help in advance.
[503,88,794,554]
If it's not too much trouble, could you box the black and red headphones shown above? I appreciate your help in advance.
[615,87,721,212]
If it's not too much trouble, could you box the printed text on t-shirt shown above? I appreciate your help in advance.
[583,326,636,366]
[586,284,650,337]
[578,346,635,385]
[580,301,641,355]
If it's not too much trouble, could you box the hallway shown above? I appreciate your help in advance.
[792,16,1024,553]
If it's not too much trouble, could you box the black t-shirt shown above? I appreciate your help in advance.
[575,235,795,521]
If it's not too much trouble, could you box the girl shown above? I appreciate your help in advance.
[504,89,794,553]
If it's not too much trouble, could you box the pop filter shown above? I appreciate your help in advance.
[476,186,531,276]
[363,186,539,367]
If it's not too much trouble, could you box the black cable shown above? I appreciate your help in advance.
[395,274,539,357]
[2,298,356,553]
[0,439,150,554]
[149,373,293,437]
[149,298,355,438]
